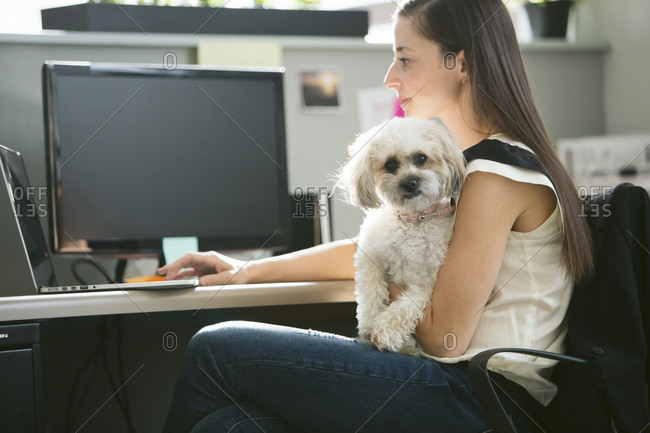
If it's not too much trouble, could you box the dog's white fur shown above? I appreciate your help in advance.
[338,117,467,352]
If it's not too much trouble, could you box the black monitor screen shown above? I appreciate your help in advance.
[43,62,290,255]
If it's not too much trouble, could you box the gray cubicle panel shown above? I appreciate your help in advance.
[0,33,608,287]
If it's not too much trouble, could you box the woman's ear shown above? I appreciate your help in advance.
[456,49,467,71]
[456,49,469,82]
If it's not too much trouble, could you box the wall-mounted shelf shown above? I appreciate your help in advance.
[0,31,609,54]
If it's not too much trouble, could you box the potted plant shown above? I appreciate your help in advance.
[519,0,577,39]
[41,0,368,37]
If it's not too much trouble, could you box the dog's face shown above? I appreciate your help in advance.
[339,117,466,212]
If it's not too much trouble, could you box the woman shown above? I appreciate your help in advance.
[160,0,594,431]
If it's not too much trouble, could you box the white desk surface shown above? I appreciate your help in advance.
[0,280,356,321]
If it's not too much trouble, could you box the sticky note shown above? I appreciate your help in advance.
[163,236,199,266]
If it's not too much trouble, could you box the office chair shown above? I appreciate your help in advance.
[468,183,650,433]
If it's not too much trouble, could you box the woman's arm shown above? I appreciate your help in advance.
[159,239,357,286]
[409,171,555,357]
[247,239,357,283]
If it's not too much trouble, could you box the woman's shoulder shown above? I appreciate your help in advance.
[464,133,542,171]
[461,134,560,234]
[463,134,554,191]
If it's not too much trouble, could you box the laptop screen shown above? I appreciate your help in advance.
[0,145,57,288]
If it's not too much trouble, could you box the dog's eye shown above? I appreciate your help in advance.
[413,153,428,166]
[384,158,399,173]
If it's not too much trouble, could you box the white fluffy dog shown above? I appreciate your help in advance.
[338,117,467,352]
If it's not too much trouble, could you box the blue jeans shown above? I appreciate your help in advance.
[161,321,495,433]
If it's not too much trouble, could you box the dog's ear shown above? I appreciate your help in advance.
[336,128,382,209]
[440,135,467,199]
[444,149,467,199]
[422,118,467,199]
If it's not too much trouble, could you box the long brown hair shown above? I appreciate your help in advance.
[397,0,594,283]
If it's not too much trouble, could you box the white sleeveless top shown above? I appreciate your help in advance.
[400,134,573,406]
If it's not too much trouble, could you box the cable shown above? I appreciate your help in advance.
[67,261,136,431]
[70,259,113,285]
[64,316,116,432]
[64,317,137,433]
[98,317,136,433]
[116,316,135,432]
[114,259,128,283]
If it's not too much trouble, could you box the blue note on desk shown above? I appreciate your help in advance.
[163,237,199,265]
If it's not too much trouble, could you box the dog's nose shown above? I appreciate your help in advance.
[400,177,419,193]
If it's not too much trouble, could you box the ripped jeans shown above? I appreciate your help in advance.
[161,321,497,433]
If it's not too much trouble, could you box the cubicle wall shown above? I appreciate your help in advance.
[0,33,607,282]
[0,31,608,433]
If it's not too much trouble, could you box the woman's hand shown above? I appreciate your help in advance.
[157,251,252,286]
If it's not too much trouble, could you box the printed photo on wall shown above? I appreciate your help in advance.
[299,67,343,113]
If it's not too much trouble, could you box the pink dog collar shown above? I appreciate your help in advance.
[396,203,456,223]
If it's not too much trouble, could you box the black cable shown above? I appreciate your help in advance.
[114,259,128,283]
[116,317,135,432]
[98,317,137,433]
[64,316,137,433]
[64,316,117,432]
[64,263,112,430]
[67,260,137,431]
[70,259,113,285]
[70,259,91,285]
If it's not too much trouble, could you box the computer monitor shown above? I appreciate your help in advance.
[42,61,290,256]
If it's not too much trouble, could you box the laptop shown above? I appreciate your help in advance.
[0,144,199,294]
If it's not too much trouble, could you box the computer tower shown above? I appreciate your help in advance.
[0,323,44,433]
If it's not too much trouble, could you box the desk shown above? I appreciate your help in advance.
[0,281,356,433]
[0,280,356,321]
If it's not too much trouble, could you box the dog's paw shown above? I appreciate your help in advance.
[369,326,406,352]
[357,330,371,343]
